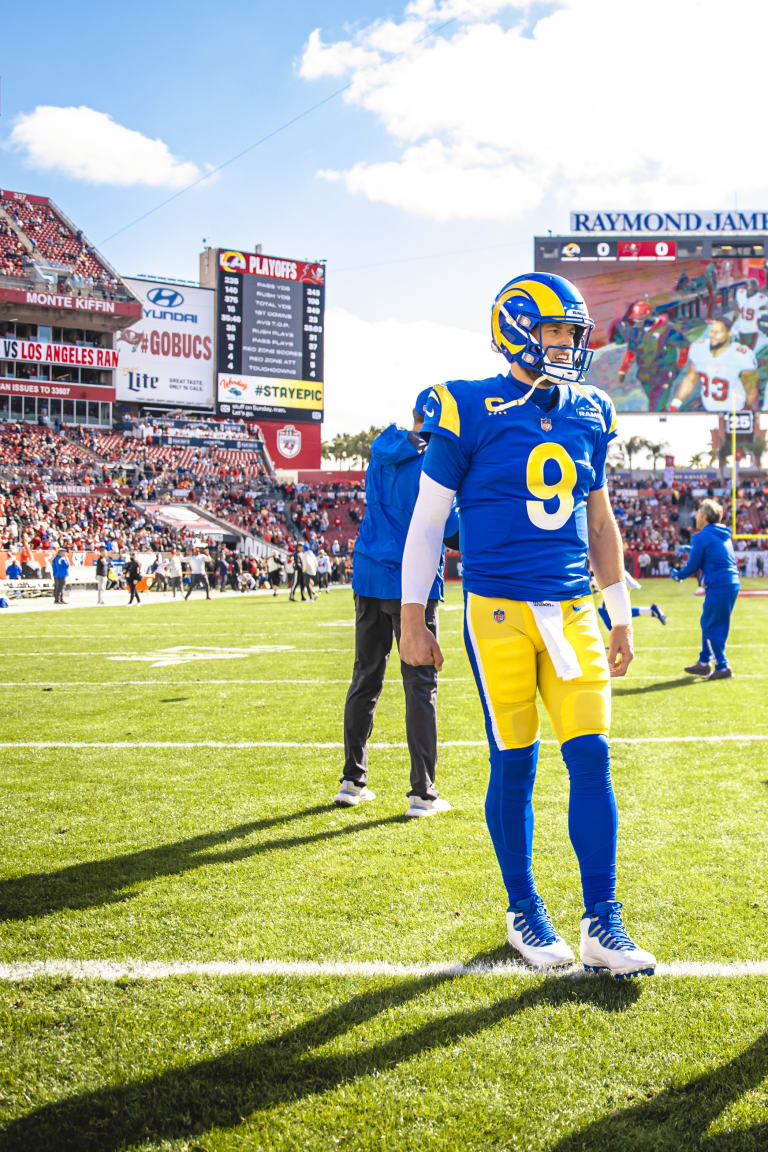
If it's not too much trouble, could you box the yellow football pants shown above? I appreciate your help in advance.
[463,592,611,749]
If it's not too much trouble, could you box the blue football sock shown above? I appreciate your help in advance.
[561,734,617,912]
[484,742,539,908]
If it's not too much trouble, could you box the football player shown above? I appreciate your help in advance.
[669,318,759,412]
[593,569,666,630]
[730,278,768,357]
[616,301,688,411]
[399,273,656,978]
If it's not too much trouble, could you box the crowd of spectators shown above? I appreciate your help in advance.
[0,194,124,298]
[0,485,185,556]
[89,434,268,486]
[0,217,26,278]
[3,417,768,582]
[0,424,102,485]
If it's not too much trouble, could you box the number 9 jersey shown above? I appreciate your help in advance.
[421,373,617,602]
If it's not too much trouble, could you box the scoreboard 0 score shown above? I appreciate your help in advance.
[556,239,677,262]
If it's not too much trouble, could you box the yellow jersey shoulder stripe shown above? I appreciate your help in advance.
[428,384,461,437]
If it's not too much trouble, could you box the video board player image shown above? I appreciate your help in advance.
[535,236,768,412]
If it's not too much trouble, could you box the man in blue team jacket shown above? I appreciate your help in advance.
[336,391,459,817]
[671,498,740,680]
[51,548,70,605]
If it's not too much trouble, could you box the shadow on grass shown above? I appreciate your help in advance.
[613,677,699,697]
[0,806,407,922]
[0,963,642,1151]
[549,1029,768,1151]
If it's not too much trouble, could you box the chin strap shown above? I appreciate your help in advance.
[486,375,547,412]
[488,374,607,434]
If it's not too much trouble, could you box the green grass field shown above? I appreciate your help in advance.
[2,581,768,1151]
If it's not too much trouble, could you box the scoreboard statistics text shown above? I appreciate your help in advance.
[216,249,325,422]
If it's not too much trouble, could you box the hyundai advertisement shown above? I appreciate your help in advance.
[114,278,215,408]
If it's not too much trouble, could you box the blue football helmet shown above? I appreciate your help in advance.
[491,272,595,386]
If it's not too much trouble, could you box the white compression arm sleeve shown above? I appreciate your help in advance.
[401,472,457,605]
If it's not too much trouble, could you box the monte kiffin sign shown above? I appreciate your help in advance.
[570,211,768,233]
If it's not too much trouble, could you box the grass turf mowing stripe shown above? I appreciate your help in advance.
[0,735,765,748]
[2,959,768,981]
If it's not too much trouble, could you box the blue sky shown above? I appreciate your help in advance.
[1,0,765,459]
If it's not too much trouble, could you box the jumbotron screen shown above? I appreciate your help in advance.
[535,235,768,412]
[216,248,325,423]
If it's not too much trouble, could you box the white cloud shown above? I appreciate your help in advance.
[302,1,768,221]
[323,306,501,436]
[320,140,542,221]
[10,106,202,188]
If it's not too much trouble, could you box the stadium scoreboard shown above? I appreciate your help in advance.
[216,248,325,422]
[535,234,768,413]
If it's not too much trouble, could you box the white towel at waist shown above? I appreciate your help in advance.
[526,601,582,681]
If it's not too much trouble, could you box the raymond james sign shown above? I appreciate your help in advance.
[570,211,768,233]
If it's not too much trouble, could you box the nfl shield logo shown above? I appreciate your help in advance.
[493,609,505,623]
[276,424,301,459]
[540,417,552,431]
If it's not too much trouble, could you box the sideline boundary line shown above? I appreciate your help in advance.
[1,958,768,982]
[0,735,766,749]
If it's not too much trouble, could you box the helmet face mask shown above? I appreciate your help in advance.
[491,273,595,385]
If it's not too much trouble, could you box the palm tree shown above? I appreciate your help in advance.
[750,434,766,468]
[321,433,351,468]
[708,441,731,481]
[646,440,670,475]
[606,441,626,474]
[622,435,651,473]
[688,451,706,468]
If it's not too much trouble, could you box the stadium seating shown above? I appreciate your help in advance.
[0,192,124,297]
[2,417,765,569]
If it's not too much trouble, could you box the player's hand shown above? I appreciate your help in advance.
[669,569,681,581]
[608,624,633,678]
[400,607,444,670]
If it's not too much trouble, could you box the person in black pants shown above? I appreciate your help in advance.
[95,548,108,605]
[335,391,459,818]
[124,554,142,605]
[289,549,306,601]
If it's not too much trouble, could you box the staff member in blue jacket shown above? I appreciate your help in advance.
[672,498,740,680]
[52,548,70,605]
[335,390,459,817]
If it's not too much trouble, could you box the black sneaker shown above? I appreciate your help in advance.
[684,661,711,675]
[706,667,733,681]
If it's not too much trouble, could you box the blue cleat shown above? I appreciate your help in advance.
[650,603,666,625]
[580,900,656,978]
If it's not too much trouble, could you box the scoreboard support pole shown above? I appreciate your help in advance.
[730,401,768,540]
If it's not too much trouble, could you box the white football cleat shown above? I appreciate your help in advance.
[580,900,656,979]
[333,780,376,807]
[405,796,452,818]
[506,895,575,970]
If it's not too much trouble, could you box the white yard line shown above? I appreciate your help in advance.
[0,674,764,689]
[0,958,767,982]
[0,735,765,749]
[0,678,472,687]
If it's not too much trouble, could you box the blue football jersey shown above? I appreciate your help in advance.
[421,373,617,601]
